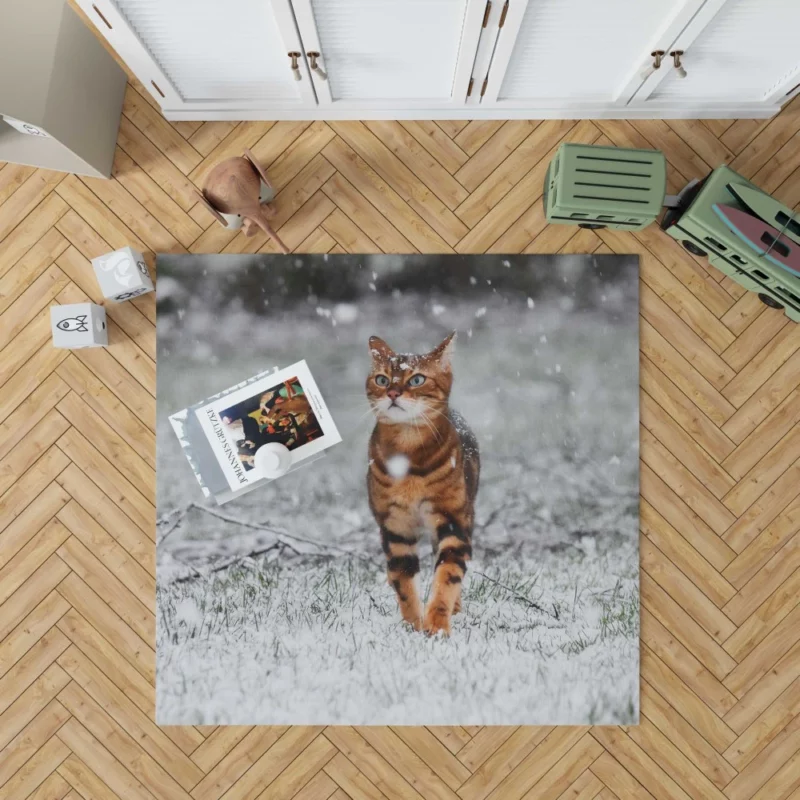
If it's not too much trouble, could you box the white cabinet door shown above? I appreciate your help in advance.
[633,0,800,109]
[75,0,316,112]
[479,0,706,110]
[290,0,487,108]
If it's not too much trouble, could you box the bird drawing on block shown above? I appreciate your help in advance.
[196,148,290,254]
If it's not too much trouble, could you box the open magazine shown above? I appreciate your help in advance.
[169,361,341,504]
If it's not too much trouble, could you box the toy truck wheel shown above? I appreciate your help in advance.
[758,293,784,310]
[682,240,707,257]
[578,223,606,229]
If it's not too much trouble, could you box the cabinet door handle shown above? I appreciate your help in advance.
[670,50,687,79]
[307,52,327,81]
[640,50,665,81]
[288,52,302,81]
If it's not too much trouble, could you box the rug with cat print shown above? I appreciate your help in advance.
[156,253,639,725]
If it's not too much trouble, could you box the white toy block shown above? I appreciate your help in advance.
[92,246,154,302]
[51,303,107,349]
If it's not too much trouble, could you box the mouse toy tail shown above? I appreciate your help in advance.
[252,210,290,254]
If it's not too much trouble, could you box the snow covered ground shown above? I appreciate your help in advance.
[155,253,640,725]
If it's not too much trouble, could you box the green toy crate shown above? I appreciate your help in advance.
[661,164,800,322]
[543,143,667,231]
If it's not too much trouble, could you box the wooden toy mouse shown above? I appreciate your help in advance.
[195,148,290,254]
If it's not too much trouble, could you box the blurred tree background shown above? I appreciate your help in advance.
[157,253,638,319]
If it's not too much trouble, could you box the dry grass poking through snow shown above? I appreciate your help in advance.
[157,540,639,725]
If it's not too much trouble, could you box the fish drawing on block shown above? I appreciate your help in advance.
[57,315,89,332]
[712,204,800,278]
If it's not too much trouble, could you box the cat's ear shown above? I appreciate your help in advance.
[430,331,456,368]
[369,336,395,362]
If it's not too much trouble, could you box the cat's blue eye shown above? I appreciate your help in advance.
[375,375,390,387]
[408,374,426,387]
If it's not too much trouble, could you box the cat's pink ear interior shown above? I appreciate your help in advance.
[430,331,456,368]
[369,336,395,361]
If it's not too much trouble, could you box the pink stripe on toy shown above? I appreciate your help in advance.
[713,204,800,277]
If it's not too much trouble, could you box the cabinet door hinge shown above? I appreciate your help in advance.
[467,77,475,97]
[482,0,492,27]
[499,0,509,27]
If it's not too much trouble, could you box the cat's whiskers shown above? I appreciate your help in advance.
[421,404,450,423]
[409,417,426,445]
[344,402,382,435]
[416,407,443,444]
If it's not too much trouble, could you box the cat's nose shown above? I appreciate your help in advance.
[387,388,401,400]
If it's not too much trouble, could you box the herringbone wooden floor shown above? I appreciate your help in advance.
[2,57,800,798]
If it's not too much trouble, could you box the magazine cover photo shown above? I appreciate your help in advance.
[156,252,640,726]
[218,375,322,470]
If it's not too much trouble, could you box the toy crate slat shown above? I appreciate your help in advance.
[544,143,666,231]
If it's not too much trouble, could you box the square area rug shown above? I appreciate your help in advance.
[156,253,640,725]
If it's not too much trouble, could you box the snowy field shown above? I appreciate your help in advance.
[156,253,640,725]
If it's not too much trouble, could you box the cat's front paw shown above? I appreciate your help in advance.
[402,614,423,632]
[423,605,451,637]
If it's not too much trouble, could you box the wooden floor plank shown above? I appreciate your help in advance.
[640,681,737,790]
[321,173,411,253]
[56,608,154,721]
[256,734,337,800]
[640,462,736,572]
[56,463,154,576]
[589,751,655,800]
[724,641,800,734]
[55,418,154,537]
[641,536,736,643]
[110,148,202,249]
[454,120,575,230]
[56,717,158,800]
[254,124,332,195]
[0,446,69,536]
[0,555,70,643]
[454,121,538,192]
[122,85,202,176]
[0,228,67,316]
[0,483,70,578]
[722,348,800,444]
[57,684,193,800]
[0,170,65,244]
[0,591,69,682]
[188,726,288,800]
[0,732,71,800]
[364,120,469,210]
[0,193,68,277]
[457,121,598,252]
[0,163,36,207]
[399,121,469,175]
[56,645,202,790]
[323,136,452,252]
[640,356,735,464]
[56,752,123,800]
[56,572,154,684]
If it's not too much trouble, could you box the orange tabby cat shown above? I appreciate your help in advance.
[366,332,480,635]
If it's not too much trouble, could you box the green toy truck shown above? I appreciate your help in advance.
[543,142,800,322]
[660,165,800,322]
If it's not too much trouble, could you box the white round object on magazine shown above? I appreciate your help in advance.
[254,442,292,479]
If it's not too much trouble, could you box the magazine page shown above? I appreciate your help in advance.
[194,360,341,492]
